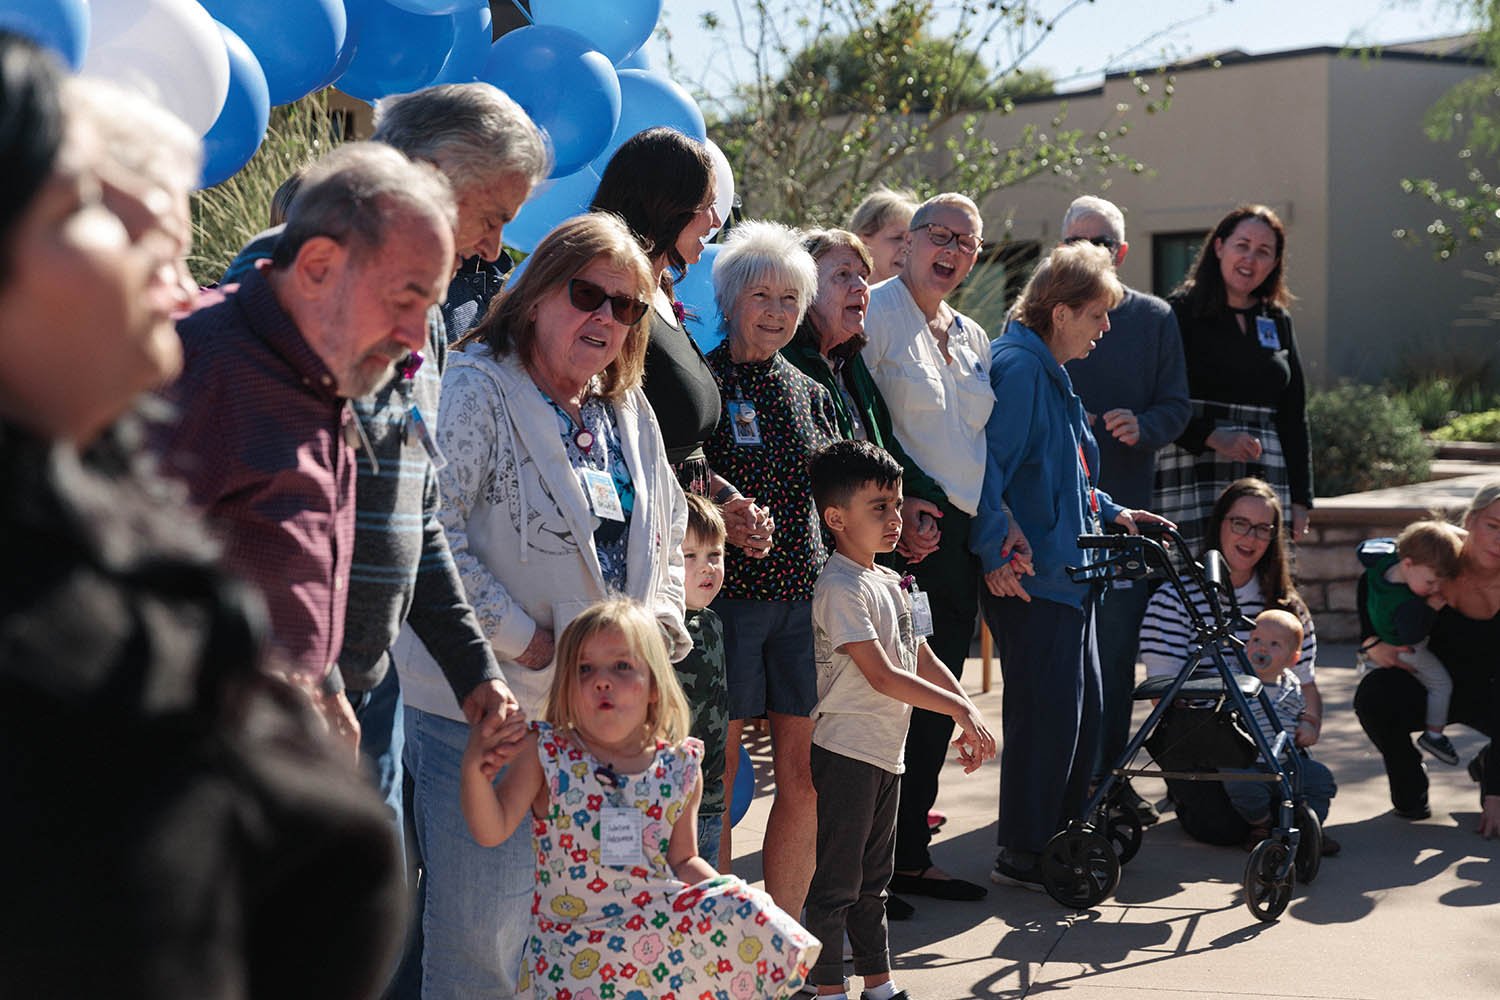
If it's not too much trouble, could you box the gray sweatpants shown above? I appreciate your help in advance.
[1400,639,1454,731]
[805,744,899,988]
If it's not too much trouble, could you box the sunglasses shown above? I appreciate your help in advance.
[1225,516,1276,541]
[567,278,648,325]
[1063,234,1121,253]
[915,223,983,254]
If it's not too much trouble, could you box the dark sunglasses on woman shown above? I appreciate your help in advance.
[568,277,648,325]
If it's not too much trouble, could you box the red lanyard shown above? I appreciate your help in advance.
[1077,442,1099,514]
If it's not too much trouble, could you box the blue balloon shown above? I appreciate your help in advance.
[677,243,724,354]
[616,47,652,72]
[428,3,491,85]
[530,0,660,66]
[200,23,271,189]
[481,25,620,178]
[337,0,461,102]
[503,167,599,254]
[200,0,346,107]
[0,0,89,69]
[590,69,707,173]
[384,0,484,13]
[729,744,754,828]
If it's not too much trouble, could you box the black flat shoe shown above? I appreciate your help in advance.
[888,867,987,901]
[885,894,915,921]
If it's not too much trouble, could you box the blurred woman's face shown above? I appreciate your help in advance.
[674,181,720,269]
[0,117,175,444]
[1214,217,1278,307]
[1464,499,1500,573]
[866,217,910,284]
[808,246,870,356]
[1218,495,1276,584]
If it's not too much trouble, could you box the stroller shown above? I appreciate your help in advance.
[1037,523,1322,922]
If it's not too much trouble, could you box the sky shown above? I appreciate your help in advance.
[644,0,1477,99]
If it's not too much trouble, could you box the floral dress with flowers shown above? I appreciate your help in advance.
[523,722,820,1000]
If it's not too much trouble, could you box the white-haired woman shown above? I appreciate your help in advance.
[704,220,835,918]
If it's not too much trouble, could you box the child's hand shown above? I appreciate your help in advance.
[951,706,997,774]
[1294,717,1319,748]
[464,712,528,781]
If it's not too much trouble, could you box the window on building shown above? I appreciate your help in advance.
[952,240,1042,337]
[1152,231,1207,298]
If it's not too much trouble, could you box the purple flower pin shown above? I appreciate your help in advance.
[899,573,916,592]
[671,300,687,324]
[399,351,425,380]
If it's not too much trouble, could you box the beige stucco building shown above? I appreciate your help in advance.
[955,36,1495,387]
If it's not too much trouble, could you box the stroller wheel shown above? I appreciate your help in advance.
[1293,803,1322,885]
[1040,828,1120,910]
[1103,801,1143,865]
[1243,839,1294,922]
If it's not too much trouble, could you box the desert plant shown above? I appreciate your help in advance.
[189,90,348,286]
[1309,383,1432,497]
[1393,376,1499,430]
[1433,408,1500,442]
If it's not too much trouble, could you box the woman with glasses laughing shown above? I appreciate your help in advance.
[1138,477,1333,850]
[411,213,692,985]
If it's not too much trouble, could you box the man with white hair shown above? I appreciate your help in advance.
[1059,195,1190,825]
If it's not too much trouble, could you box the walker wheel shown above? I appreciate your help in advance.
[1244,839,1294,922]
[1103,801,1143,865]
[1294,803,1322,885]
[1041,828,1120,910]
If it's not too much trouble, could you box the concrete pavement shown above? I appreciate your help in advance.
[729,645,1500,999]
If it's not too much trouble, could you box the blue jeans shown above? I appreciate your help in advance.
[348,664,406,863]
[404,707,533,1000]
[1223,752,1337,826]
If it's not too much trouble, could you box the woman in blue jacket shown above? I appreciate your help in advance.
[973,242,1172,888]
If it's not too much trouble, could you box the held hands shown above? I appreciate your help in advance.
[722,495,775,559]
[463,707,529,782]
[896,498,943,563]
[1102,408,1142,447]
[1205,428,1263,463]
[951,705,997,774]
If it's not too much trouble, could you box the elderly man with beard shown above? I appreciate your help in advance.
[861,193,997,908]
[156,142,456,744]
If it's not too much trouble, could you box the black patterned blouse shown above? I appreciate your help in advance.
[704,345,838,602]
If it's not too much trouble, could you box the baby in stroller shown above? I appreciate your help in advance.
[1226,609,1340,853]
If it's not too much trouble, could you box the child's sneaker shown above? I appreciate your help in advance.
[1417,731,1460,766]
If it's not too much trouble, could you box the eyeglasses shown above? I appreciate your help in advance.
[1225,516,1276,541]
[568,278,648,325]
[915,223,983,255]
[1063,234,1121,253]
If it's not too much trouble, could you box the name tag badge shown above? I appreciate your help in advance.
[1255,316,1281,350]
[727,399,762,447]
[600,806,644,867]
[408,405,448,471]
[911,588,935,638]
[582,468,626,521]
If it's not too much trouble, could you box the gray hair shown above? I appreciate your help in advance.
[1061,195,1126,244]
[64,76,201,193]
[372,83,551,193]
[849,186,918,237]
[712,220,819,327]
[271,142,456,269]
[910,192,982,235]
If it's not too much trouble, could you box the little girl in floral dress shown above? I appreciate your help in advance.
[461,599,820,1000]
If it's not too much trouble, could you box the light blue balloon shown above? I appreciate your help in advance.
[530,0,660,66]
[677,243,724,354]
[503,167,599,254]
[481,25,620,178]
[0,0,89,69]
[428,2,491,85]
[200,22,271,189]
[729,744,754,828]
[616,47,652,72]
[590,69,706,173]
[383,0,484,13]
[199,0,347,107]
[337,0,459,102]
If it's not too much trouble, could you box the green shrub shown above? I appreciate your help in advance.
[1393,376,1499,430]
[1432,408,1500,442]
[1310,383,1432,497]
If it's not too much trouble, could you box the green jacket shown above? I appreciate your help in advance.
[781,329,946,505]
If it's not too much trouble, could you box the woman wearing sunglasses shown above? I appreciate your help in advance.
[860,192,996,905]
[1138,477,1336,851]
[426,213,691,987]
[703,220,834,918]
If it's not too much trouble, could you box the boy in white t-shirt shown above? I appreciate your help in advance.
[804,440,995,1000]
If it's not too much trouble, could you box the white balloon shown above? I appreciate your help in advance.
[705,138,735,242]
[84,0,230,135]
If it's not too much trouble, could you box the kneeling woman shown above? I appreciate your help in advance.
[972,242,1169,887]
